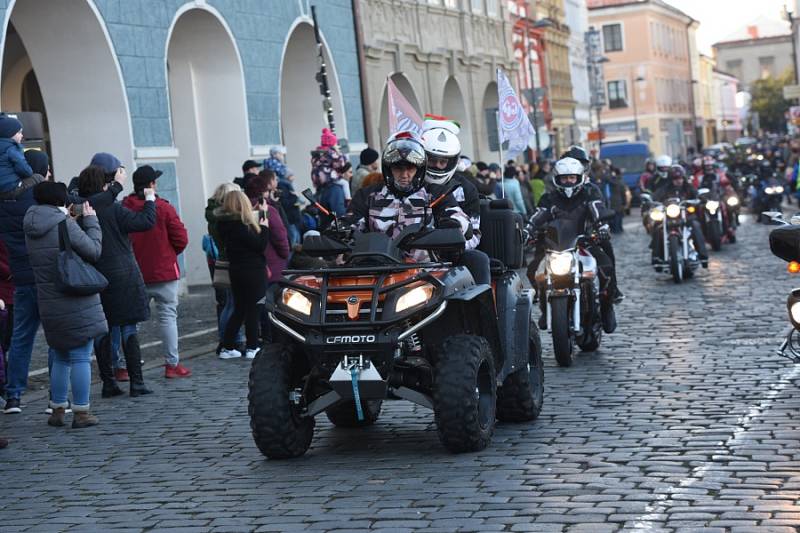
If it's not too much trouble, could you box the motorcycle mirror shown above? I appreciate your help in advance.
[697,188,710,196]
[301,188,332,217]
[640,193,652,204]
[791,215,800,226]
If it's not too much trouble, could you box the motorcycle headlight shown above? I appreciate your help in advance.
[776,186,785,194]
[791,301,800,329]
[649,207,665,222]
[547,252,574,276]
[705,200,719,214]
[666,204,681,218]
[395,283,434,313]
[726,196,740,207]
[765,187,775,194]
[282,289,313,315]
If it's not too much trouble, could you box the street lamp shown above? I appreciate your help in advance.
[593,56,609,148]
[632,75,644,141]
[784,4,800,87]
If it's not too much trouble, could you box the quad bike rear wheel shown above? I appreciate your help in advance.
[248,344,314,459]
[497,320,544,422]
[433,335,496,453]
[326,399,382,427]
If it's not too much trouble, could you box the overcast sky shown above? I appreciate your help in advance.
[665,0,792,54]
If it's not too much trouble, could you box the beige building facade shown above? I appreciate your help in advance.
[713,34,794,92]
[359,0,515,161]
[588,0,697,158]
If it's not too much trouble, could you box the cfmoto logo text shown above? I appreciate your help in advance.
[325,335,376,344]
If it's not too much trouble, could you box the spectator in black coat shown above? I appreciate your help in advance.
[79,165,156,398]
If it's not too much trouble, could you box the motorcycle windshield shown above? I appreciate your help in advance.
[543,216,582,252]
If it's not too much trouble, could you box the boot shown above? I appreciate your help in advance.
[123,334,152,397]
[47,406,66,427]
[96,335,123,398]
[71,409,98,429]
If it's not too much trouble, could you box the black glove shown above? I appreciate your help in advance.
[596,224,611,242]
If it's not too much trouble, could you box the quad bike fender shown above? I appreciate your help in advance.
[421,285,503,370]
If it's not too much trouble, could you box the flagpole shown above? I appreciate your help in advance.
[496,105,505,200]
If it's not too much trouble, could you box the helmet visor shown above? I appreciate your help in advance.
[554,174,581,189]
[426,153,458,176]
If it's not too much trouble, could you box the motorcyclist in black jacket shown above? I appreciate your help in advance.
[650,165,709,268]
[527,155,621,334]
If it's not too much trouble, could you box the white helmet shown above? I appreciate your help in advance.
[552,157,586,199]
[655,154,672,176]
[421,119,461,186]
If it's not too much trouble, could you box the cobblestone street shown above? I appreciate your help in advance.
[3,215,800,532]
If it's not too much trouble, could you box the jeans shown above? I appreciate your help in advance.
[461,249,491,285]
[219,288,244,344]
[49,340,94,410]
[110,326,123,370]
[5,284,41,399]
[287,223,301,246]
[145,280,179,365]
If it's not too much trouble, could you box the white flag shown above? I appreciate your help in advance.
[497,69,535,160]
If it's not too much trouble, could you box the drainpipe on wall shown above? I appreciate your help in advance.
[351,0,373,147]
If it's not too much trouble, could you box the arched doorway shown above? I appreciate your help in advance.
[478,81,499,162]
[280,21,347,192]
[0,0,134,179]
[167,7,250,285]
[442,77,473,159]
[378,73,422,147]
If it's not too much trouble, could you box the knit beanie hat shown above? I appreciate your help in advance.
[359,147,379,166]
[24,149,49,177]
[0,115,22,139]
[320,128,337,149]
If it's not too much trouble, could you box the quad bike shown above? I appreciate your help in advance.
[248,196,543,459]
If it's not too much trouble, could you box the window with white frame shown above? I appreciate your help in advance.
[443,0,458,8]
[486,0,498,16]
[471,0,483,13]
[602,24,623,52]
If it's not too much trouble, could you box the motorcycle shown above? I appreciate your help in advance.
[766,211,800,362]
[529,209,608,367]
[753,175,784,220]
[642,194,703,283]
[697,187,724,251]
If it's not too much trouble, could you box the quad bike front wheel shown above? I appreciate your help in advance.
[497,320,544,422]
[248,343,314,459]
[433,335,496,453]
[326,399,382,427]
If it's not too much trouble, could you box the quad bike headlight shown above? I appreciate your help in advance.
[649,207,665,222]
[395,283,434,313]
[666,204,681,218]
[282,289,313,315]
[765,186,775,195]
[726,196,740,207]
[547,251,574,276]
[776,186,785,194]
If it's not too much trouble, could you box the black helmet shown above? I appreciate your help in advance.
[381,133,427,198]
[668,164,686,182]
[561,145,590,166]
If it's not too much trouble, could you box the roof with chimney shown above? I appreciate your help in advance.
[712,15,790,47]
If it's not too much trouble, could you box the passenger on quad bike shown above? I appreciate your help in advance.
[527,156,621,334]
[420,117,491,285]
[651,165,709,268]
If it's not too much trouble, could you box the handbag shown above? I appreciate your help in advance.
[212,259,231,288]
[56,219,108,296]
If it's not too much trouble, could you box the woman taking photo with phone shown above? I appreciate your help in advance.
[215,190,269,359]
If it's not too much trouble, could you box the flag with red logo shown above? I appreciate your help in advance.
[497,68,535,160]
[387,77,424,139]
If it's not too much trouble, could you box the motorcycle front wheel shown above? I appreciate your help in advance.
[550,297,574,367]
[669,234,683,284]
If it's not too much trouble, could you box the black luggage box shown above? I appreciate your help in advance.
[770,226,800,263]
[478,199,525,269]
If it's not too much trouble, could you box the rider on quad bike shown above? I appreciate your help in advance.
[527,155,622,334]
[248,133,544,459]
[420,117,491,285]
